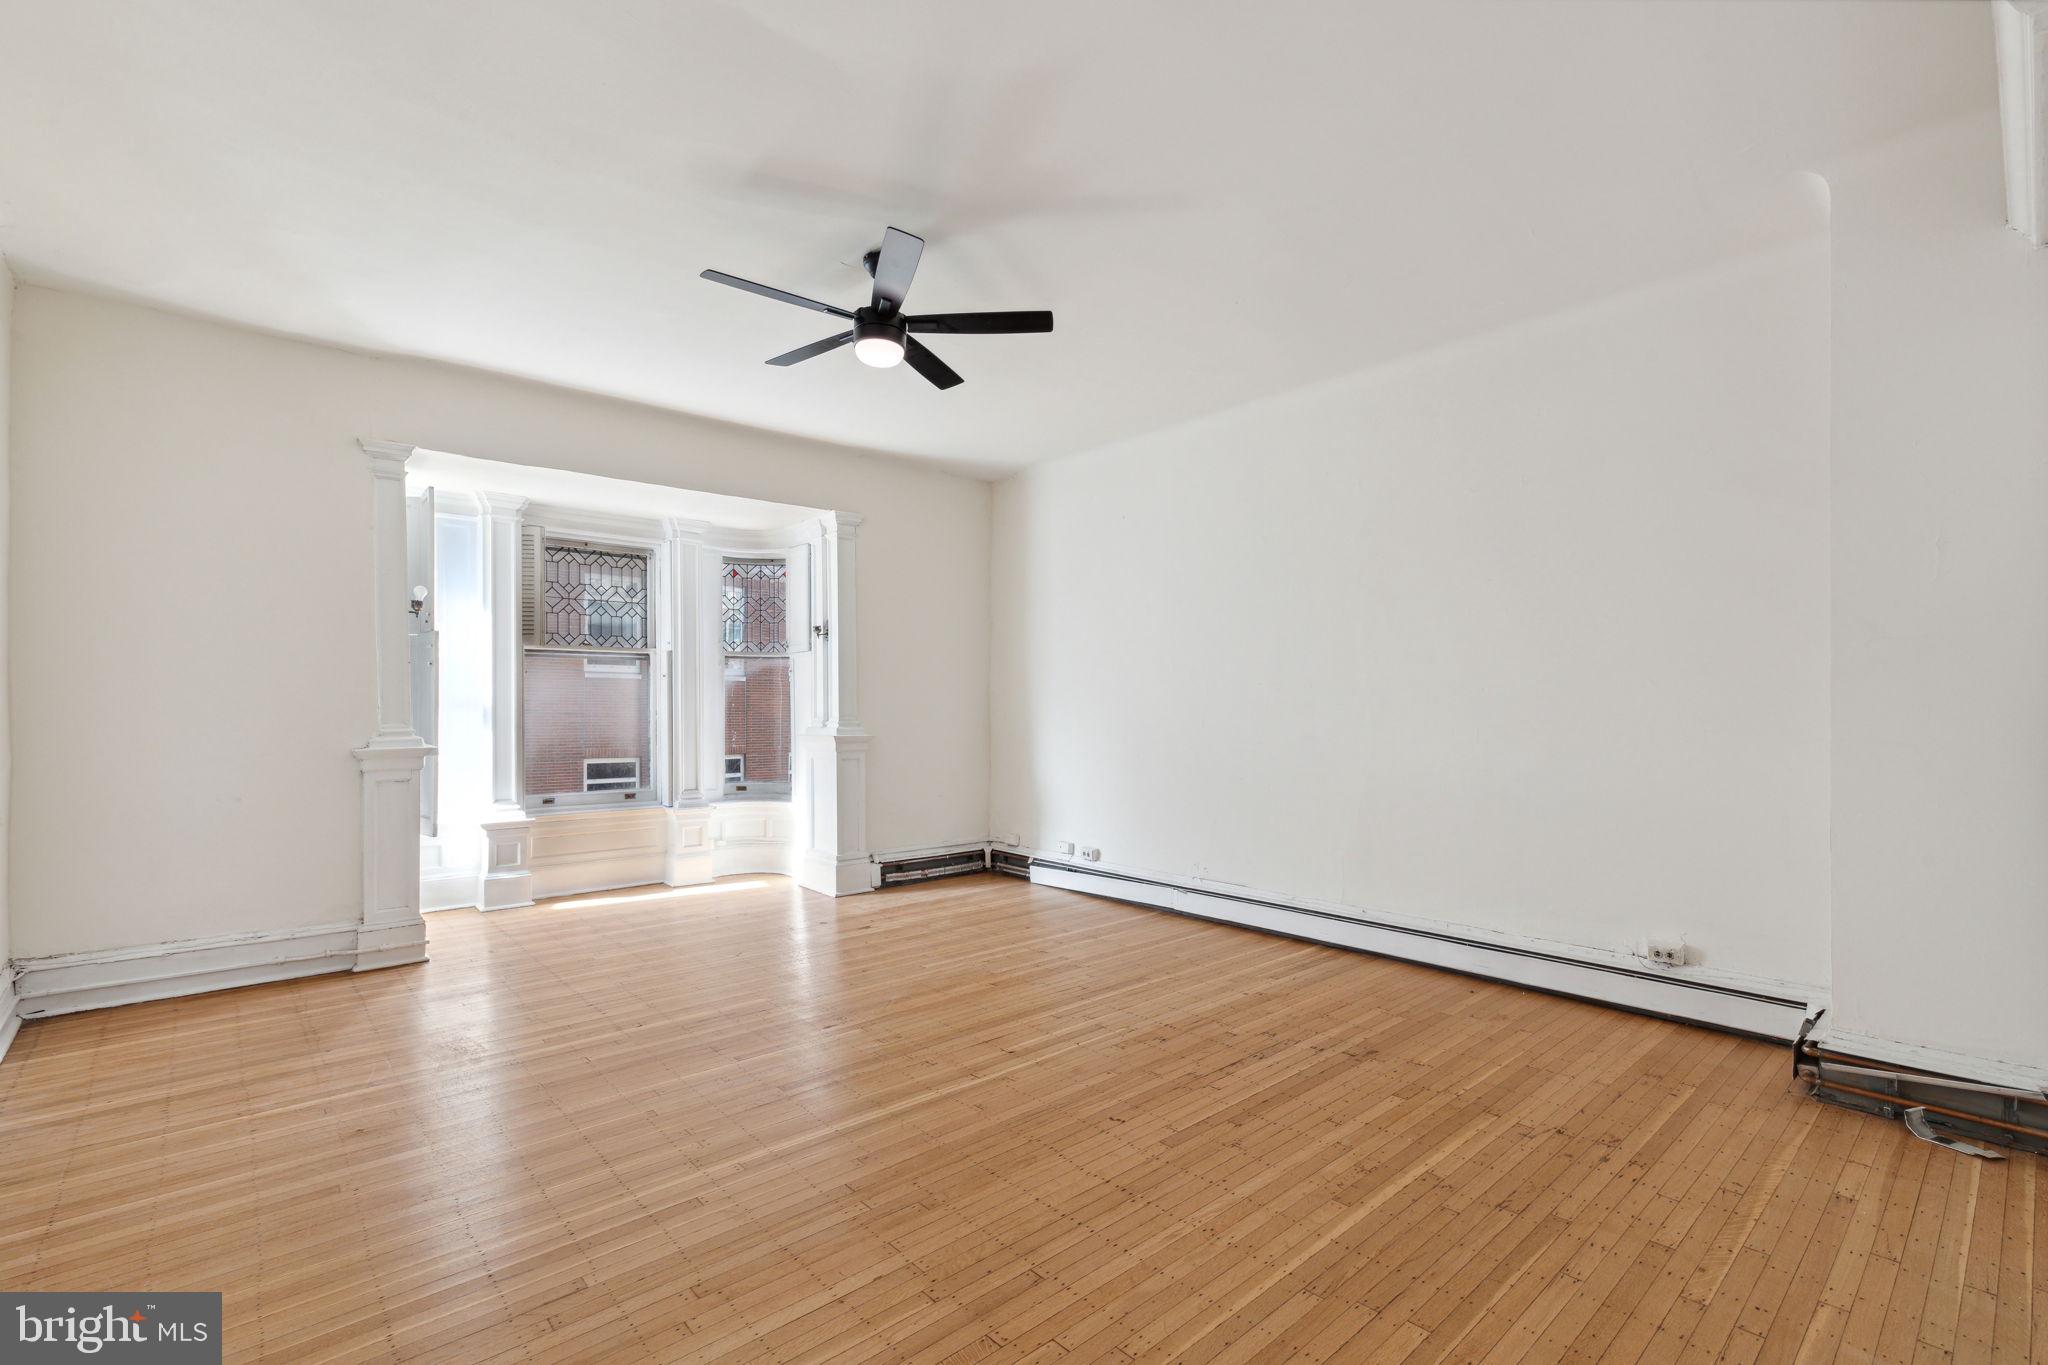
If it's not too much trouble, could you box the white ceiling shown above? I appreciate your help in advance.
[0,1,1995,477]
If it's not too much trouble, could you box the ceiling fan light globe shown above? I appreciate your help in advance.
[854,335,904,368]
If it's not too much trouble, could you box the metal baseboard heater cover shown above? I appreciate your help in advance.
[1795,1019,2048,1158]
[1028,857,1814,1041]
[877,849,990,886]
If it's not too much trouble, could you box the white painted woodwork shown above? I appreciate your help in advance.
[664,803,716,886]
[816,513,864,734]
[13,920,367,1017]
[477,813,537,911]
[797,732,875,897]
[1996,1,2048,244]
[478,493,529,810]
[352,439,432,971]
[665,519,709,807]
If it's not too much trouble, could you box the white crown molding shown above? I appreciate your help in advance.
[709,519,824,553]
[526,500,668,547]
[1997,0,2048,245]
[476,490,528,520]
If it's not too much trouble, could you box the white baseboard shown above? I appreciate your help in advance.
[13,920,379,1018]
[716,842,798,878]
[1029,859,1817,1042]
[422,865,481,911]
[0,971,20,1064]
[1815,1026,2048,1093]
[800,851,880,897]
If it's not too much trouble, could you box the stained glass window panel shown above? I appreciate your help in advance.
[543,545,650,648]
[720,561,787,655]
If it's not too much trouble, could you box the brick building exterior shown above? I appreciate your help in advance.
[524,652,651,797]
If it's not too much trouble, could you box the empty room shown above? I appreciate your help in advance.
[1,1,2045,1361]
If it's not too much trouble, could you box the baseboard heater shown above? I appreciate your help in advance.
[877,848,990,886]
[991,849,1033,879]
[1028,858,1813,1042]
[1795,1020,2048,1157]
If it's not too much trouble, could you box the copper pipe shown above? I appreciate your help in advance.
[1813,1078,2039,1141]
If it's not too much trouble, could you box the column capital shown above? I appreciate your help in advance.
[357,438,417,477]
[478,491,529,520]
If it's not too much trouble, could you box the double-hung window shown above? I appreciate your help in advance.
[523,540,659,808]
[720,559,791,799]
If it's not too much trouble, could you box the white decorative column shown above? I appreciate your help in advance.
[798,512,875,897]
[664,519,717,886]
[476,492,535,910]
[352,440,434,969]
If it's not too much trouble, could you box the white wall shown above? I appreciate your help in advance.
[8,287,990,958]
[0,260,13,1003]
[992,241,1833,991]
[1827,113,2048,1076]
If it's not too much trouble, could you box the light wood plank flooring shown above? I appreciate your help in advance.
[1,874,2040,1363]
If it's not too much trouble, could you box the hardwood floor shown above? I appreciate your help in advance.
[1,873,2039,1363]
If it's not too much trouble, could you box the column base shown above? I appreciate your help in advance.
[799,851,878,898]
[478,809,537,911]
[665,803,717,887]
[353,736,432,968]
[795,729,873,898]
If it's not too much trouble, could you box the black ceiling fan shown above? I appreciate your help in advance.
[700,226,1053,390]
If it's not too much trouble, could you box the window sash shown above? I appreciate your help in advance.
[521,644,662,809]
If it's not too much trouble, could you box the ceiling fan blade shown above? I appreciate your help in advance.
[904,311,1054,335]
[766,332,854,366]
[902,337,963,390]
[870,227,924,314]
[700,269,854,319]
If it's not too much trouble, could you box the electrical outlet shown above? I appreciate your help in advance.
[1644,938,1686,967]
[1056,841,1075,856]
[1080,846,1102,862]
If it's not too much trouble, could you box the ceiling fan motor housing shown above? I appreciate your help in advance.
[853,315,905,347]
